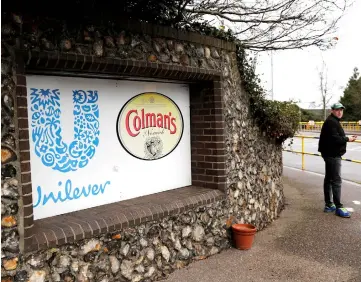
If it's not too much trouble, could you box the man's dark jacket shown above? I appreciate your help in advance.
[318,114,349,157]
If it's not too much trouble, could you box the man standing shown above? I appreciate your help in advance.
[318,103,357,218]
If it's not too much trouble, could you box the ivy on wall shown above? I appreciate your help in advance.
[236,46,300,143]
[186,23,300,143]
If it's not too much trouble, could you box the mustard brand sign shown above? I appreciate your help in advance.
[116,92,184,160]
[26,76,191,219]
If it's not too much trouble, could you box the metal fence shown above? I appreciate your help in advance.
[283,135,361,170]
[299,121,361,132]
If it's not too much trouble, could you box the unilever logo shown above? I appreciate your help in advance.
[30,88,110,209]
[30,88,100,172]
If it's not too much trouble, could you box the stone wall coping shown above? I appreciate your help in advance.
[113,19,236,52]
[25,186,225,252]
[9,17,236,52]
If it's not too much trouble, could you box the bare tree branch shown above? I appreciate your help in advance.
[5,0,352,51]
[318,59,334,119]
[177,0,352,51]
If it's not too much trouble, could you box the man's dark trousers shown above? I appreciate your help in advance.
[323,156,342,208]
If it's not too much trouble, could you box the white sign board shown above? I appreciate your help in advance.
[26,75,191,219]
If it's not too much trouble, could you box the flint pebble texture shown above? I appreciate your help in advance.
[1,15,284,281]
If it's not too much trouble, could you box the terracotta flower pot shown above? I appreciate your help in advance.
[231,223,257,250]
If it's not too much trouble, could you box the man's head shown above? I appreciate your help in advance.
[331,103,345,119]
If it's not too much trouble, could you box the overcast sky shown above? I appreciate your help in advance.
[255,0,361,109]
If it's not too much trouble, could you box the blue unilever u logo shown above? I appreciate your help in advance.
[30,88,100,173]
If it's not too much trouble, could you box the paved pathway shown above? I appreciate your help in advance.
[165,167,361,282]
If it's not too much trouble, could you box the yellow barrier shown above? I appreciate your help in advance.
[299,121,361,132]
[284,135,361,170]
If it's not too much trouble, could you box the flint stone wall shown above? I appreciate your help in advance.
[1,15,284,282]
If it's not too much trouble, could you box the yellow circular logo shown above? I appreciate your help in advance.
[116,92,184,160]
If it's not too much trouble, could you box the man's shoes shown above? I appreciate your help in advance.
[335,208,351,218]
[324,204,336,213]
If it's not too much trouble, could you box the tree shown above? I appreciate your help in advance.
[340,68,361,121]
[3,0,350,51]
[183,0,349,51]
[300,109,317,122]
[318,60,334,120]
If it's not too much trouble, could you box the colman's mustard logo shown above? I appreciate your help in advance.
[116,92,184,160]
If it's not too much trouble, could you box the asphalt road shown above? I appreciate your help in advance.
[283,132,361,183]
[165,167,361,282]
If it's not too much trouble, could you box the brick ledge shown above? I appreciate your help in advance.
[25,186,225,252]
[19,51,222,82]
